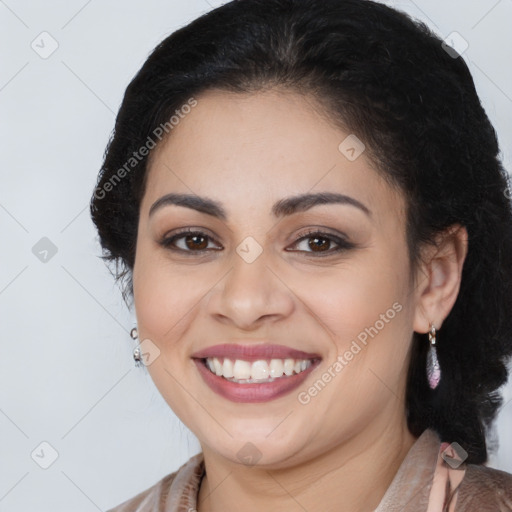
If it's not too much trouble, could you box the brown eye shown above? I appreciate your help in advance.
[160,229,221,254]
[289,230,355,256]
[184,234,208,250]
[307,235,331,252]
[160,228,354,257]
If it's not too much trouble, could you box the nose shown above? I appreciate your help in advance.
[207,249,295,331]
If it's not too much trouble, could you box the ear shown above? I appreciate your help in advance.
[412,224,468,334]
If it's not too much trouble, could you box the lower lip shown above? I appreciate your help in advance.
[193,359,319,403]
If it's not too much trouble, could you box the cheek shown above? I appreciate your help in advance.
[132,244,202,417]
[132,240,199,342]
[297,254,406,336]
[293,248,412,385]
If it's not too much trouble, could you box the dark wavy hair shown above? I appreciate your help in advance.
[90,0,512,463]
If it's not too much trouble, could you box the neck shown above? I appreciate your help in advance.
[197,418,418,512]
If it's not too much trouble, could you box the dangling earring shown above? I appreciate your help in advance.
[131,327,142,367]
[426,323,441,389]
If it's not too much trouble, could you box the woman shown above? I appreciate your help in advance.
[90,0,512,510]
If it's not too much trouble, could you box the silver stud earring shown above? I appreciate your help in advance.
[427,323,441,389]
[130,327,142,367]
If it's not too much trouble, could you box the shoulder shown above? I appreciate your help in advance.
[456,463,512,511]
[105,453,204,512]
[105,471,177,512]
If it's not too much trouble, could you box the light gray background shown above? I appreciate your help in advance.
[1,0,511,510]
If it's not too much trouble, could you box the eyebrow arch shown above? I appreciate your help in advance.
[148,192,371,220]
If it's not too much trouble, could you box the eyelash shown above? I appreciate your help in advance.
[159,228,355,257]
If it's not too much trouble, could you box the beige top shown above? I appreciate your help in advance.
[107,429,512,512]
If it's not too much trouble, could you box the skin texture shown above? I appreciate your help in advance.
[132,88,468,512]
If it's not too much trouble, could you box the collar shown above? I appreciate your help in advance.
[162,429,442,511]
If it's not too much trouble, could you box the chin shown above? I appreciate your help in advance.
[197,417,315,468]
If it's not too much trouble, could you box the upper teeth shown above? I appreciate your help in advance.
[205,357,312,382]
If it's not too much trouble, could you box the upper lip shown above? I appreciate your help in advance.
[191,343,321,362]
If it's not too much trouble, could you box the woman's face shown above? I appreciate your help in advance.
[132,88,419,467]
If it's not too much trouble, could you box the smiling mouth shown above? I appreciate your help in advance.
[202,357,317,383]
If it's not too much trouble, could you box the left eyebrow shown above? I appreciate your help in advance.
[272,192,371,218]
[148,191,371,220]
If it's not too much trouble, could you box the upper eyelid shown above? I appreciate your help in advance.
[161,226,347,241]
[161,228,351,251]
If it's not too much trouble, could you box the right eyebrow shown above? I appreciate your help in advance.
[148,191,371,220]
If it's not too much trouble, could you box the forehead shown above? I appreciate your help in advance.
[142,88,405,223]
